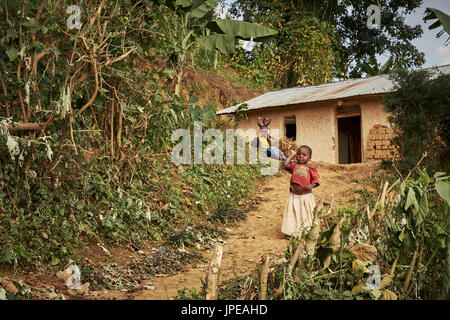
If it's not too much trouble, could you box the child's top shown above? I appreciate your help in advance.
[257,126,271,149]
[285,163,320,195]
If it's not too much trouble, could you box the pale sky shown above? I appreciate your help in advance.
[404,0,450,68]
[217,0,450,68]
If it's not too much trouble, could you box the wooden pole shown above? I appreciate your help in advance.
[259,255,270,300]
[206,243,223,300]
[115,86,122,150]
[380,181,389,207]
[365,204,373,243]
[110,97,114,158]
[0,72,10,117]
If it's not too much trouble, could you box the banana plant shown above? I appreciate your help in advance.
[390,170,450,298]
[166,0,278,96]
[424,8,450,46]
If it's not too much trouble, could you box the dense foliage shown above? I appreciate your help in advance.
[0,0,266,269]
[228,4,338,88]
[227,0,425,88]
[382,68,450,173]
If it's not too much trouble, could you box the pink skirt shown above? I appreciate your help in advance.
[281,192,316,237]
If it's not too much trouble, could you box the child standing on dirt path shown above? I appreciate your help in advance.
[256,116,287,161]
[281,146,320,237]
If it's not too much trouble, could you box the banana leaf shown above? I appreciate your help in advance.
[424,7,450,38]
[196,34,237,54]
[206,19,278,41]
[175,0,192,6]
[436,181,450,204]
[175,0,220,19]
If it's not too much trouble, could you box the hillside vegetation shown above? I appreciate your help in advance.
[0,0,265,272]
[0,0,449,301]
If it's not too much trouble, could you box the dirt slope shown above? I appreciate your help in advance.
[89,161,381,300]
[181,67,264,110]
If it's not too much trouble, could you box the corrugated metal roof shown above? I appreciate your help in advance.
[217,64,450,115]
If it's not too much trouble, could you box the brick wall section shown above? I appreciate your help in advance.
[366,125,398,160]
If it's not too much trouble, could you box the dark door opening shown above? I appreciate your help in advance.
[338,116,361,164]
[284,116,296,140]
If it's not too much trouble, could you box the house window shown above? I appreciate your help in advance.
[284,116,296,140]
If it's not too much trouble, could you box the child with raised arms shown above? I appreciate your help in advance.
[281,145,320,237]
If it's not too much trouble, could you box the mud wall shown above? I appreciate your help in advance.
[235,101,336,163]
[233,95,392,164]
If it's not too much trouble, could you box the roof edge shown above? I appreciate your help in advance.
[216,64,450,116]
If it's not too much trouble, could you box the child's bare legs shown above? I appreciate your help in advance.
[268,146,286,161]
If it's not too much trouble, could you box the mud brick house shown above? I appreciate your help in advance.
[217,64,450,164]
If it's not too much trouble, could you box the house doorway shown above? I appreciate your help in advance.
[284,116,296,140]
[338,116,361,164]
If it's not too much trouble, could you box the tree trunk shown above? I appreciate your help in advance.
[110,97,114,158]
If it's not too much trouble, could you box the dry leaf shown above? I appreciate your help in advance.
[323,256,331,269]
[351,283,363,294]
[380,274,393,289]
[329,218,344,252]
[381,289,398,300]
[349,243,377,262]
[78,282,90,295]
[352,258,369,273]
[56,270,68,281]
[371,289,382,300]
[1,279,18,294]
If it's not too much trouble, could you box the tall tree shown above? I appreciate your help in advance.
[229,0,339,88]
[334,0,424,78]
[228,0,425,84]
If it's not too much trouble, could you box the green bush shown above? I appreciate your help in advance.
[0,139,262,269]
[382,68,450,173]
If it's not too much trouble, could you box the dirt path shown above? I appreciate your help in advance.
[89,161,380,300]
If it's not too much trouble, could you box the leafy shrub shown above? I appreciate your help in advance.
[383,69,450,173]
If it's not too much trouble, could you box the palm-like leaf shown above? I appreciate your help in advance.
[205,19,279,41]
[198,20,278,54]
[424,7,450,45]
[196,34,237,54]
[175,0,220,19]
